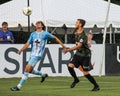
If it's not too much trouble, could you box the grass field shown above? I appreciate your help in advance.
[0,76,120,96]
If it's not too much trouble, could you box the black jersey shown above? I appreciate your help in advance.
[75,31,91,57]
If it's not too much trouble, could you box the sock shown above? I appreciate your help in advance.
[85,74,98,87]
[31,70,42,76]
[68,66,78,81]
[17,72,29,89]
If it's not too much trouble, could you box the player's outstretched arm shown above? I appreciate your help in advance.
[63,42,82,54]
[53,36,66,49]
[18,42,30,55]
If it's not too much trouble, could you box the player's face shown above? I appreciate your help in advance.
[36,22,43,29]
[75,20,81,29]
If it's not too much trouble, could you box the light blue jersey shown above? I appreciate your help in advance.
[28,30,54,57]
[27,30,54,66]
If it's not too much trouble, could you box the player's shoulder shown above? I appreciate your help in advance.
[42,30,49,34]
[28,31,36,38]
[79,31,86,38]
[42,30,52,36]
[30,31,36,35]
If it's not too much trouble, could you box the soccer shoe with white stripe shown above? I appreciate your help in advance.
[10,86,20,91]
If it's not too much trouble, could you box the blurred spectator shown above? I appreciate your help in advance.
[0,22,14,44]
[87,32,96,47]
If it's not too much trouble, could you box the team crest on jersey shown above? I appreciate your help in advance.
[40,34,44,39]
[34,39,40,46]
[80,39,83,42]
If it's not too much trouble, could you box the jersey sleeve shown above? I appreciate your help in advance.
[79,35,87,44]
[45,32,54,39]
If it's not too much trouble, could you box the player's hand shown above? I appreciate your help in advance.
[18,50,22,55]
[62,46,67,53]
[62,48,68,54]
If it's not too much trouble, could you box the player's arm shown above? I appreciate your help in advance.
[53,36,66,48]
[64,42,82,53]
[18,42,30,55]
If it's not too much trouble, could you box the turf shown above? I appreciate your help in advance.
[0,76,120,96]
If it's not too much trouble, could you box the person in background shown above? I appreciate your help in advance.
[0,22,14,44]
[87,32,96,48]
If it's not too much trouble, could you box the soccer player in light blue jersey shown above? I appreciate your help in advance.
[10,21,66,91]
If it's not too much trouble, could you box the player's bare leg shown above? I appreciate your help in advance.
[10,64,32,91]
[10,64,48,91]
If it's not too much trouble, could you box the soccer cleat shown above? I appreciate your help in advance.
[70,79,79,88]
[41,74,48,83]
[91,86,100,91]
[10,86,20,91]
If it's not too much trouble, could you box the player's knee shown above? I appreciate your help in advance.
[83,71,89,75]
[78,65,83,72]
[68,64,75,72]
[24,64,33,73]
[68,63,74,68]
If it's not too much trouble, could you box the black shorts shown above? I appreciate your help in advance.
[70,54,93,71]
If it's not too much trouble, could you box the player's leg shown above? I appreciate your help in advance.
[31,70,48,82]
[68,63,79,88]
[29,56,48,82]
[68,63,79,82]
[17,64,33,89]
[79,57,100,91]
[68,55,81,88]
[84,73,100,91]
[10,56,47,91]
[10,57,36,91]
[31,70,42,75]
[10,64,33,91]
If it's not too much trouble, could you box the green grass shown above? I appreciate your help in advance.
[0,76,120,96]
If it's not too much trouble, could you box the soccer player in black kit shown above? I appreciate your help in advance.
[63,19,100,91]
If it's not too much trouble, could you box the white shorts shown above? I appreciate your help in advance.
[28,56,41,67]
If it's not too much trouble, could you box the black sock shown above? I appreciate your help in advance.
[68,66,78,81]
[85,74,98,87]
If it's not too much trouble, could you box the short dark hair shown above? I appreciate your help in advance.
[36,21,46,30]
[87,32,93,36]
[77,19,86,27]
[2,22,8,26]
